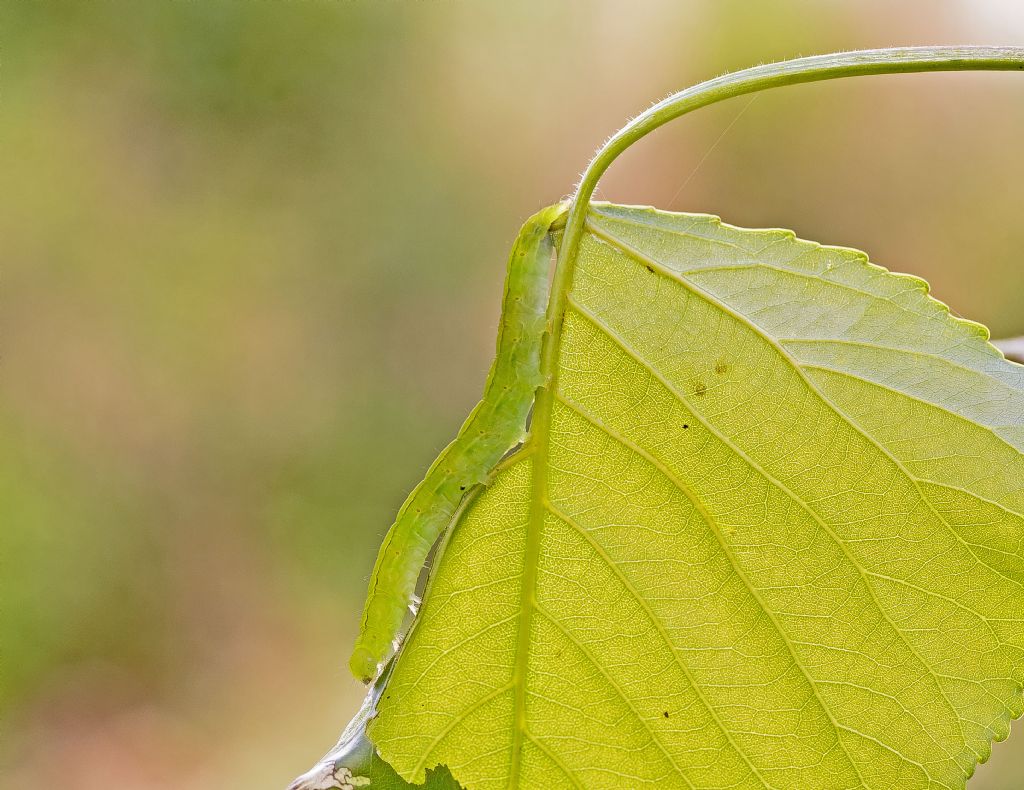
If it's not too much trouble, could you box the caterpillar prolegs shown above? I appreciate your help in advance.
[348,201,568,684]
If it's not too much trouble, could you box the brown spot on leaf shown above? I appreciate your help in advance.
[715,360,730,375]
[694,381,707,397]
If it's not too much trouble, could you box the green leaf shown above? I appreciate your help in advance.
[367,204,1024,790]
[287,47,1024,790]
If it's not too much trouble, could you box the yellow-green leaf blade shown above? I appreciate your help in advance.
[372,204,1024,790]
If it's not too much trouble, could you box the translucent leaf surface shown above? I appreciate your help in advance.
[368,204,1024,790]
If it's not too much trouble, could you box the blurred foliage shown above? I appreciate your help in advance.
[1,2,1022,788]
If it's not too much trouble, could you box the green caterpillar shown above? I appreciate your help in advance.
[349,201,568,684]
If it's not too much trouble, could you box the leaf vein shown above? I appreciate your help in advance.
[564,295,966,777]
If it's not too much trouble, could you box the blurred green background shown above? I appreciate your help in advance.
[2,2,1022,788]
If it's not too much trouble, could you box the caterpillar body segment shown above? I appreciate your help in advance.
[348,202,568,683]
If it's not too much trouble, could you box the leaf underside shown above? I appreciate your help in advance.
[370,205,1024,790]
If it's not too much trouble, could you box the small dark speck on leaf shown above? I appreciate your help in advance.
[682,424,689,429]
[644,264,655,274]
[663,711,670,718]
[459,485,466,491]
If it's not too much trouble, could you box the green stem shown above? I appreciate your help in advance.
[556,46,1024,307]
